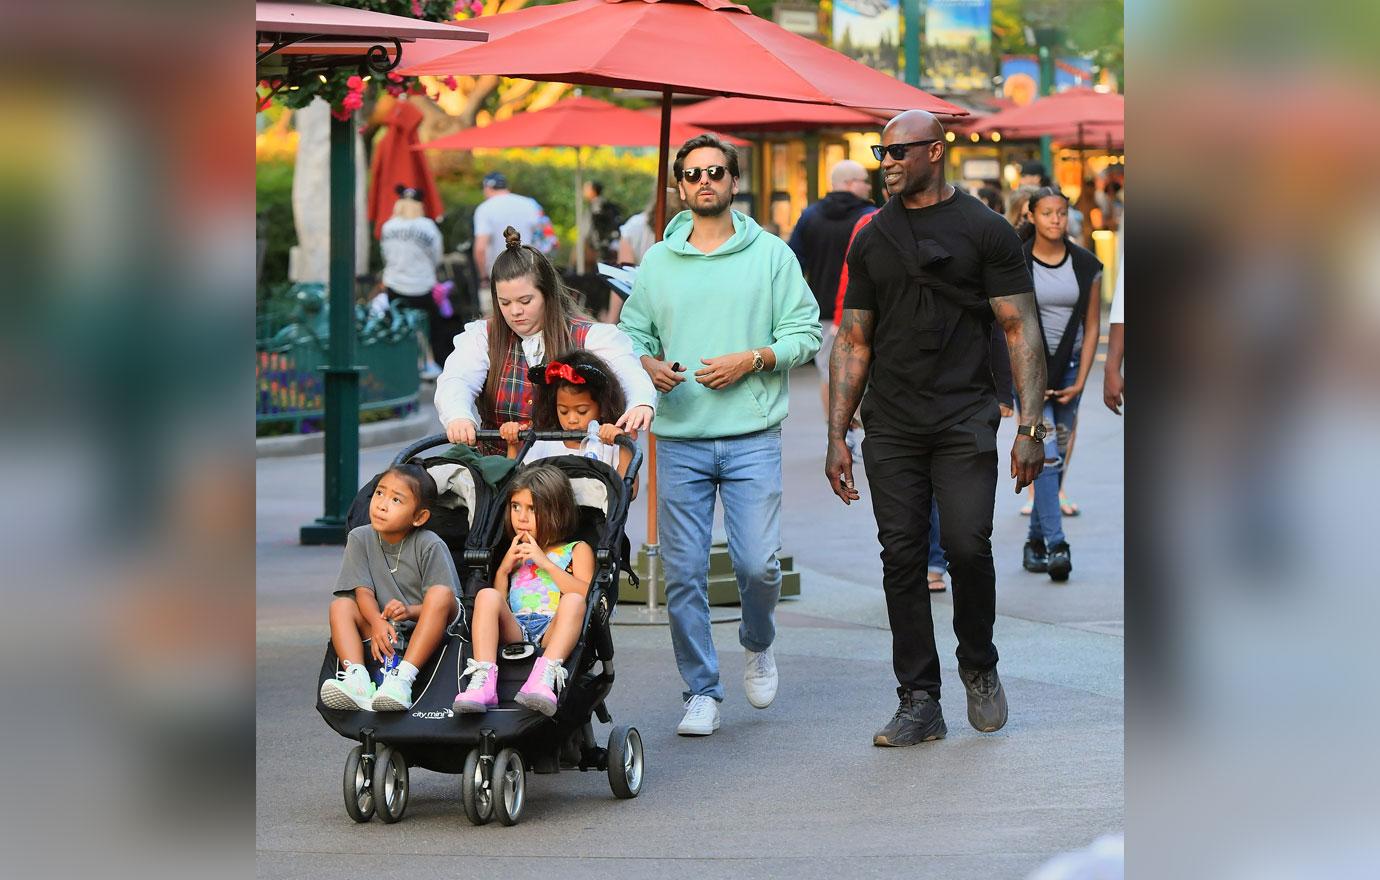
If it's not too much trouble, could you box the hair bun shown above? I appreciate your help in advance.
[503,226,522,250]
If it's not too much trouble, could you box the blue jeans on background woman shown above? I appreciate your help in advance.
[1027,354,1083,558]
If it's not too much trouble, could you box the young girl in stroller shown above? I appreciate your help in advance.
[498,350,637,492]
[454,464,592,717]
[320,464,461,712]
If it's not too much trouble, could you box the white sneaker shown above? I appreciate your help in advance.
[320,664,376,711]
[744,647,778,708]
[371,669,415,711]
[676,694,721,736]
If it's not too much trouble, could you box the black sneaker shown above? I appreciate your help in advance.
[958,665,1009,732]
[1047,542,1072,581]
[872,689,946,747]
[1023,539,1049,572]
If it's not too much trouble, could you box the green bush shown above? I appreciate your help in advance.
[256,161,295,296]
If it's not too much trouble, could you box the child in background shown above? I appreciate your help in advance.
[320,464,461,712]
[453,465,594,716]
[499,349,637,492]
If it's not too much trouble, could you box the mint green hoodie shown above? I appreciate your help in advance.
[618,210,821,440]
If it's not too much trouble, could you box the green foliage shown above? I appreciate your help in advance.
[256,162,296,294]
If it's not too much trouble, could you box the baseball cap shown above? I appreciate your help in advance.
[482,172,508,189]
[1019,160,1047,178]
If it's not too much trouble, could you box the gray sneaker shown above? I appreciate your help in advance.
[872,689,946,747]
[958,665,1008,732]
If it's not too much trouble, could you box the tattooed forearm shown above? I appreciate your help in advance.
[991,292,1047,418]
[829,309,875,441]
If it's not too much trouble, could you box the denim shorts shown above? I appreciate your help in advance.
[515,612,553,645]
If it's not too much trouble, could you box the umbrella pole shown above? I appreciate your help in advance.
[575,147,586,275]
[645,89,672,618]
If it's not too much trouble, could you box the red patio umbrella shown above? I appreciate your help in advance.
[416,95,741,269]
[418,95,740,150]
[969,88,1124,139]
[367,99,445,238]
[671,96,886,133]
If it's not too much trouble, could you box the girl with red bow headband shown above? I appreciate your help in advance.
[499,350,638,491]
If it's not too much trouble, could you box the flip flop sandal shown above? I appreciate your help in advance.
[1060,497,1081,517]
[1020,504,1032,516]
[927,572,947,592]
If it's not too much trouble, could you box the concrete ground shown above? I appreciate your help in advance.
[257,357,1123,880]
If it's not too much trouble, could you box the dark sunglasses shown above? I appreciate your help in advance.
[679,165,729,183]
[871,140,939,161]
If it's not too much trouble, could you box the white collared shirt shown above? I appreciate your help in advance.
[435,319,657,427]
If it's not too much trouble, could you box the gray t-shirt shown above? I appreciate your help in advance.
[473,192,545,277]
[333,525,459,608]
[1032,251,1081,351]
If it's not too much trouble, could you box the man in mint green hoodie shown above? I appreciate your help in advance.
[619,134,820,737]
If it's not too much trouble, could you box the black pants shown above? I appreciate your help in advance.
[388,289,458,367]
[861,400,1001,699]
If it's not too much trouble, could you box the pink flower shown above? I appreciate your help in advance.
[342,91,364,111]
[385,84,406,97]
[410,0,423,17]
[388,72,404,83]
[331,106,352,121]
[346,75,363,90]
[442,75,458,90]
[470,0,484,13]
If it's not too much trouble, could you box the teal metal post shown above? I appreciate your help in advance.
[1037,42,1056,176]
[902,0,922,87]
[301,113,363,545]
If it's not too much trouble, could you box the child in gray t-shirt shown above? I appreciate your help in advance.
[320,464,460,713]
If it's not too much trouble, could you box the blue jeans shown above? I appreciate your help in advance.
[927,498,946,573]
[657,428,783,702]
[1027,356,1082,548]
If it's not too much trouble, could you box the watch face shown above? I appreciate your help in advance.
[1034,424,1047,441]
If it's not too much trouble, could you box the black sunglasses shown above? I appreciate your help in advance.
[679,165,729,183]
[871,140,940,161]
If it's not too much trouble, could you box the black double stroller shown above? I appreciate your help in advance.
[316,430,644,826]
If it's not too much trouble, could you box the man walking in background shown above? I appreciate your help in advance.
[788,160,877,414]
[472,172,547,289]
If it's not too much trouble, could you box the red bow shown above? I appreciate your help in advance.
[544,362,584,385]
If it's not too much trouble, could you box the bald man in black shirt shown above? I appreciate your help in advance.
[826,110,1047,748]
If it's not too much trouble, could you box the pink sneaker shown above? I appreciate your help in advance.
[514,657,567,717]
[452,659,497,713]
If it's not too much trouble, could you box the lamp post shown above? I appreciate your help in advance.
[301,112,364,545]
[1033,26,1062,179]
[902,0,922,88]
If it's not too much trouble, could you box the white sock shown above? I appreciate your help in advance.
[397,660,419,683]
[344,661,369,680]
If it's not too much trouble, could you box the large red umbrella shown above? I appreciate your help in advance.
[669,96,886,132]
[367,99,444,239]
[416,95,741,270]
[970,88,1123,139]
[418,95,740,150]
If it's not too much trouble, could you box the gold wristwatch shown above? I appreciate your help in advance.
[751,349,765,372]
[1015,423,1047,442]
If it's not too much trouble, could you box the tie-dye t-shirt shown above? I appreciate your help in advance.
[507,541,580,617]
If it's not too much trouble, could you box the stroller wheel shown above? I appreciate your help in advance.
[607,725,644,799]
[461,747,493,826]
[372,746,409,823]
[492,748,526,826]
[343,745,375,822]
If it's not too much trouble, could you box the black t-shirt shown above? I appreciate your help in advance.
[843,187,1032,435]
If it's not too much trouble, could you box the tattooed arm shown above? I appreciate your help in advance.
[991,292,1047,492]
[824,308,875,505]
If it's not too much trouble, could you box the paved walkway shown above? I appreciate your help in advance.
[257,359,1124,879]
